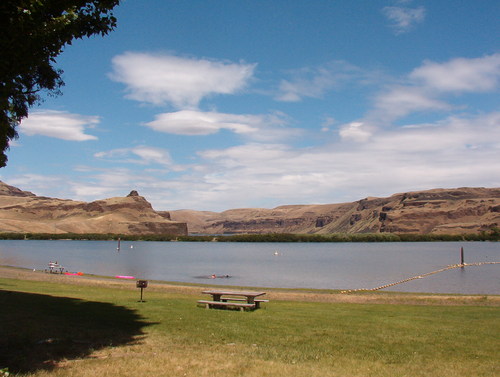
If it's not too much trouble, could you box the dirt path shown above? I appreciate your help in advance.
[1,265,498,306]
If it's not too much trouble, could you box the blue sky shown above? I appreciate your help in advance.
[2,0,499,211]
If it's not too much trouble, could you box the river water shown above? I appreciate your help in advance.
[0,240,498,294]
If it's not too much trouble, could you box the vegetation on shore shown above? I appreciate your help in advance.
[0,229,498,242]
[0,272,498,377]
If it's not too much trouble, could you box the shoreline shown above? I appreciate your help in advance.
[1,265,498,306]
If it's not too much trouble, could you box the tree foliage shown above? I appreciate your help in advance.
[0,0,119,167]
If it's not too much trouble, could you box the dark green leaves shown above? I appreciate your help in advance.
[0,0,120,167]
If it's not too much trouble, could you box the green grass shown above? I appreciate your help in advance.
[1,277,498,377]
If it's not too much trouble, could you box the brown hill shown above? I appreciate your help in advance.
[0,181,187,235]
[170,187,500,235]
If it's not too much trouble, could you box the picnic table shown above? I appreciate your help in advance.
[198,289,268,311]
[45,262,65,274]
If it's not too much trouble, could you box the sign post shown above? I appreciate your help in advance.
[136,280,148,302]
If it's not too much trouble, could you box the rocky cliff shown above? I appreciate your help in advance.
[170,187,500,235]
[0,181,187,235]
[1,181,498,236]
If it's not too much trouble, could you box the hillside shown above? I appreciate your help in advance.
[1,181,498,236]
[170,187,500,235]
[0,182,187,235]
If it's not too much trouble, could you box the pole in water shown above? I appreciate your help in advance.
[460,247,464,267]
[117,237,121,251]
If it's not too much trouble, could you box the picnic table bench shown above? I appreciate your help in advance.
[198,289,268,311]
[45,263,65,274]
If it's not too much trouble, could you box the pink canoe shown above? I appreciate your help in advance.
[115,275,135,279]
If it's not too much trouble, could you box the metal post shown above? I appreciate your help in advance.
[136,280,148,302]
[460,247,464,267]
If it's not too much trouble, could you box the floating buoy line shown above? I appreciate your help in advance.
[341,261,500,294]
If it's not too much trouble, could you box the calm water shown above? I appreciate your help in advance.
[0,240,498,294]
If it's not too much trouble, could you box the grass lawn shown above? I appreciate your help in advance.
[1,270,498,377]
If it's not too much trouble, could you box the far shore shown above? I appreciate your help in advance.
[1,265,498,307]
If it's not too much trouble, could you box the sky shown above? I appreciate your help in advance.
[1,0,499,212]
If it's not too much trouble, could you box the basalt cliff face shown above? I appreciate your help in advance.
[170,187,500,235]
[1,182,498,236]
[0,181,187,235]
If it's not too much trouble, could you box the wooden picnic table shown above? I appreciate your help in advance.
[198,289,268,311]
[45,263,65,274]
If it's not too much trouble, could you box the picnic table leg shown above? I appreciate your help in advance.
[246,297,258,310]
[212,294,222,302]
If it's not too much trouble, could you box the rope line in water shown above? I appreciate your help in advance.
[341,262,500,293]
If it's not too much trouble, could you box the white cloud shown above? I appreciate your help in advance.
[372,112,500,153]
[173,112,500,209]
[110,52,256,108]
[369,54,500,123]
[72,184,117,199]
[19,110,98,141]
[6,52,499,212]
[144,110,258,135]
[410,54,500,92]
[372,86,451,121]
[339,122,373,142]
[66,167,158,201]
[5,174,62,191]
[382,5,425,34]
[143,110,297,141]
[321,117,336,132]
[8,112,498,211]
[275,61,362,102]
[95,146,180,168]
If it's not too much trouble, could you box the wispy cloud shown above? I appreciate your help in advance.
[179,112,500,209]
[370,53,500,122]
[5,174,64,192]
[410,54,500,92]
[19,111,99,141]
[275,61,363,102]
[110,52,256,109]
[49,111,499,211]
[71,167,141,199]
[143,110,298,141]
[339,122,374,142]
[372,86,451,121]
[382,3,425,34]
[95,146,176,167]
[7,52,500,211]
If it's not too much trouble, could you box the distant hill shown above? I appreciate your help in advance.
[1,181,498,236]
[170,187,500,235]
[0,181,187,235]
